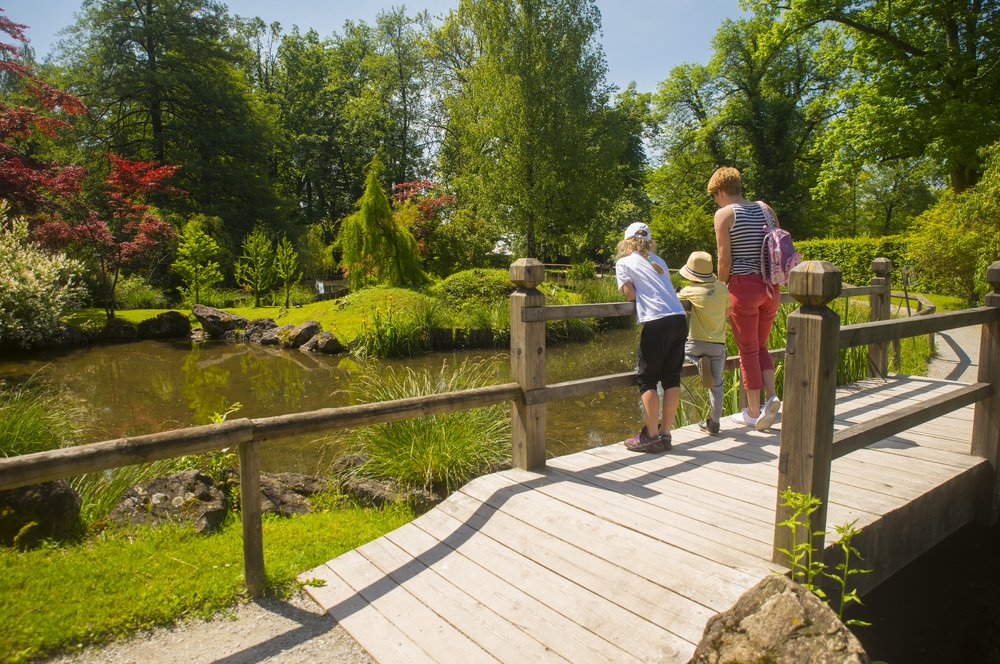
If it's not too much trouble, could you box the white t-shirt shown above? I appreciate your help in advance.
[615,252,686,323]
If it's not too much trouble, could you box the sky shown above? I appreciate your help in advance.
[4,0,746,94]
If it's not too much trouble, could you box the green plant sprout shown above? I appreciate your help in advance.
[775,488,872,626]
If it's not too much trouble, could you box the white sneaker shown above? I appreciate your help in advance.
[755,396,781,431]
[729,408,756,427]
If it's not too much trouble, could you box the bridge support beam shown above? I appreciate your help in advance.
[773,261,842,564]
[868,258,891,378]
[510,259,547,471]
[973,261,1000,525]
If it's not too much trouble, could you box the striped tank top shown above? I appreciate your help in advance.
[728,202,767,276]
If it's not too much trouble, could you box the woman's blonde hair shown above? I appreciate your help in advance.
[707,166,742,196]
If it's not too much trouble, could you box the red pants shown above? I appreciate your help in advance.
[728,273,778,390]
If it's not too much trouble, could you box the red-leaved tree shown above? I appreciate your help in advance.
[34,156,182,319]
[391,179,455,259]
[0,10,88,211]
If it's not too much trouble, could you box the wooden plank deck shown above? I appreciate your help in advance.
[301,375,986,663]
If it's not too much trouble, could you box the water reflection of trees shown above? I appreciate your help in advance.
[182,346,232,425]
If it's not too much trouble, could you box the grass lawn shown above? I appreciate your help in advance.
[63,286,438,344]
[0,504,414,664]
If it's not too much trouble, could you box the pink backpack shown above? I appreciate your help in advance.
[758,201,801,286]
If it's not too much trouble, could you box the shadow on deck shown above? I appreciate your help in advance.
[301,375,987,663]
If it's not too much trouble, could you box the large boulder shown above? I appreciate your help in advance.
[95,317,139,343]
[690,575,870,664]
[283,320,322,348]
[0,480,82,548]
[242,318,278,344]
[259,323,295,346]
[109,470,227,534]
[192,304,249,339]
[257,472,326,516]
[137,311,191,339]
[300,330,346,354]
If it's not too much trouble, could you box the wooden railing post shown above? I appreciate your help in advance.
[239,439,265,597]
[868,257,891,378]
[773,261,842,564]
[973,261,1000,525]
[510,259,547,470]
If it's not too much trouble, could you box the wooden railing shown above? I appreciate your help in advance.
[771,260,1000,563]
[1,257,995,598]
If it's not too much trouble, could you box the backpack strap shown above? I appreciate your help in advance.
[757,201,778,230]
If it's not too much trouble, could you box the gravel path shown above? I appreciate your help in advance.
[43,590,373,664]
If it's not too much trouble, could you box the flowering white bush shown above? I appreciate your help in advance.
[0,205,86,348]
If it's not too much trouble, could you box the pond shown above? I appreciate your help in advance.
[1,328,684,474]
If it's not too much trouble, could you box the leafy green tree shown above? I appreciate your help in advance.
[59,0,283,236]
[748,0,1000,192]
[234,227,275,307]
[172,215,223,305]
[338,158,426,289]
[273,235,302,309]
[908,142,1000,305]
[650,14,849,235]
[440,0,640,259]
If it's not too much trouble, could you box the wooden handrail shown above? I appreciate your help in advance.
[0,383,522,492]
[832,382,993,458]
[839,307,998,348]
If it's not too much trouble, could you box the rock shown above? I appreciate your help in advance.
[300,330,346,354]
[96,317,139,343]
[137,311,191,339]
[690,575,870,664]
[283,320,322,348]
[192,304,249,339]
[339,475,440,513]
[109,470,228,534]
[257,472,326,516]
[259,323,295,346]
[242,318,278,344]
[0,480,82,548]
[46,321,92,348]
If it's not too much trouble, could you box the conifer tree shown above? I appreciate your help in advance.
[274,235,302,309]
[172,216,223,304]
[338,158,427,289]
[234,227,275,307]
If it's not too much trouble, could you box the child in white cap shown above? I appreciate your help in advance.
[677,251,731,435]
[614,222,688,452]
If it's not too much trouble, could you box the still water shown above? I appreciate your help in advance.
[1,329,661,473]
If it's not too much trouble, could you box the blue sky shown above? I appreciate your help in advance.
[3,0,746,94]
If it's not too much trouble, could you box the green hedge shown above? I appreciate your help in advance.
[795,236,909,288]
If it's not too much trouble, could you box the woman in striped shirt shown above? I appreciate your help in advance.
[708,166,782,431]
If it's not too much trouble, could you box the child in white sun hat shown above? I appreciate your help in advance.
[614,222,688,453]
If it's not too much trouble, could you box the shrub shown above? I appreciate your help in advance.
[333,358,511,496]
[795,236,909,288]
[114,274,169,310]
[0,207,86,348]
[431,268,515,305]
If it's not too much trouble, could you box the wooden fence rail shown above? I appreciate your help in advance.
[2,256,996,599]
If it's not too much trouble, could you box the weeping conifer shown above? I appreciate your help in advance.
[339,157,427,289]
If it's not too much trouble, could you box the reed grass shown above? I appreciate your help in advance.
[332,358,511,496]
[0,375,88,458]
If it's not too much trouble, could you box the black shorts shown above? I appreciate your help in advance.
[636,314,688,393]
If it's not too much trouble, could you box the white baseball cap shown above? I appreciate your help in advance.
[623,222,650,240]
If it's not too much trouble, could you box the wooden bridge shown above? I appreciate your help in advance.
[295,259,999,662]
[0,258,997,662]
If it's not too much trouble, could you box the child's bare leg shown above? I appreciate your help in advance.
[641,389,659,437]
[660,387,680,435]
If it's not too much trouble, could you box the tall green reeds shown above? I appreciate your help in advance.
[332,358,511,496]
[0,375,87,457]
